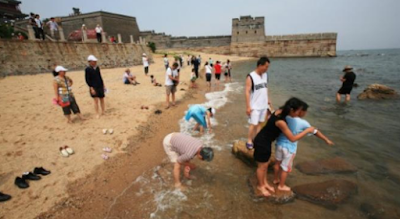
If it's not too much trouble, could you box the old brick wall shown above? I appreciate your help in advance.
[169,36,231,48]
[230,33,337,57]
[0,40,152,77]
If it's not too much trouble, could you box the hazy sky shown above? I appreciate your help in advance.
[20,0,400,50]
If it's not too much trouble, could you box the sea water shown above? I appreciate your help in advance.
[106,49,400,219]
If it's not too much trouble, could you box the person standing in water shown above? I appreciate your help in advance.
[336,65,356,103]
[185,104,216,134]
[163,133,214,189]
[245,56,271,150]
[253,97,316,197]
[273,100,334,192]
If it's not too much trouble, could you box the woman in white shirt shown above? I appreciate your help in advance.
[204,62,212,88]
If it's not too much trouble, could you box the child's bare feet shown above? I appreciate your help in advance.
[278,185,291,191]
[174,183,187,191]
[264,182,275,193]
[256,186,271,197]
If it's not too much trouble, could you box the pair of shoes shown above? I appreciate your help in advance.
[33,167,51,175]
[102,129,114,134]
[15,167,51,189]
[154,110,162,115]
[102,147,112,153]
[60,146,74,157]
[141,106,149,110]
[246,142,254,150]
[0,192,12,202]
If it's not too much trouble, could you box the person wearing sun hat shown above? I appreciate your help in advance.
[53,66,84,123]
[184,104,216,134]
[85,55,106,118]
[162,132,214,189]
[336,65,356,103]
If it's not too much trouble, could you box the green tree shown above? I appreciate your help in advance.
[147,41,156,53]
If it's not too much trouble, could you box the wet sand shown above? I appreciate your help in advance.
[0,52,249,219]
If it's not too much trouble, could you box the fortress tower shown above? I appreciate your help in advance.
[231,16,265,43]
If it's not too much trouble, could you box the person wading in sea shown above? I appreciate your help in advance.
[162,133,214,189]
[336,65,356,103]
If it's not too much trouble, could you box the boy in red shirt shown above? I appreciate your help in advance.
[214,61,222,87]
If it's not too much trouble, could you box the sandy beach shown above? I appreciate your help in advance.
[0,51,249,219]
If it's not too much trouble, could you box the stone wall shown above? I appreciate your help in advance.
[169,36,231,48]
[0,40,152,77]
[230,33,337,57]
[61,11,141,43]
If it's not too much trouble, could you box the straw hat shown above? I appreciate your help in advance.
[342,65,353,72]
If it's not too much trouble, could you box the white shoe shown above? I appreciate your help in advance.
[64,146,74,155]
[108,129,114,134]
[102,129,108,134]
[59,147,69,157]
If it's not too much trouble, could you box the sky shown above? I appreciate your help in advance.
[20,0,400,50]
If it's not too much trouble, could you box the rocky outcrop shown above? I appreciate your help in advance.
[296,157,358,175]
[293,179,358,209]
[357,84,399,100]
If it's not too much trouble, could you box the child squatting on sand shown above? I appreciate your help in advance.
[273,100,334,192]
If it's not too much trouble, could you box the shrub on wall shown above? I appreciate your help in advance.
[147,41,156,53]
[0,24,14,39]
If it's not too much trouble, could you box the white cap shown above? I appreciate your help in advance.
[142,53,146,56]
[87,55,98,61]
[55,66,68,73]
[211,108,216,116]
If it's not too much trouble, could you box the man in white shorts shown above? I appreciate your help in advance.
[163,133,214,189]
[245,57,271,150]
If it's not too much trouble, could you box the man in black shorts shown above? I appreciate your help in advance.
[85,55,106,118]
[336,65,356,103]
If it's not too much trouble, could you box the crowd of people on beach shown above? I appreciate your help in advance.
[0,49,357,202]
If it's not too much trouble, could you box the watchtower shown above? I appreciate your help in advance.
[231,16,265,43]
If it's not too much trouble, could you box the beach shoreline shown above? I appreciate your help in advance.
[0,51,250,219]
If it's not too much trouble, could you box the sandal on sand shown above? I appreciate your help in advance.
[64,146,74,155]
[103,147,112,153]
[246,142,254,150]
[102,129,108,134]
[145,106,149,110]
[101,154,109,160]
[59,147,69,157]
[108,129,114,134]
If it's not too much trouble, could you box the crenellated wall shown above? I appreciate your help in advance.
[140,16,337,58]
[0,40,152,77]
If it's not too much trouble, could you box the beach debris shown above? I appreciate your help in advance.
[296,157,358,175]
[247,173,295,204]
[292,179,358,209]
[154,110,162,115]
[357,84,399,100]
